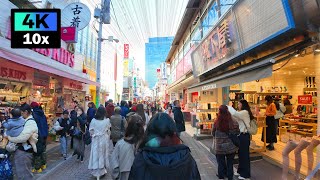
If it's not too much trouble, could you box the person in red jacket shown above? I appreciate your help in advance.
[106,99,115,119]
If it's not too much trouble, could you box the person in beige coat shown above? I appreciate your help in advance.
[8,104,38,179]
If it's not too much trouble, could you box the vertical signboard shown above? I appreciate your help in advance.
[124,44,129,59]
[123,59,129,76]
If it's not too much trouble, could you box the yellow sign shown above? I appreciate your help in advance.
[123,59,129,77]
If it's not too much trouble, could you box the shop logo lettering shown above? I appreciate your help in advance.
[32,48,75,67]
[202,84,216,91]
[0,67,27,80]
[69,82,82,90]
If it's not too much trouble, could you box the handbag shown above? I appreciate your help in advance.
[0,157,13,179]
[84,127,91,145]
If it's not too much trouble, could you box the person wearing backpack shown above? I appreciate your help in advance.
[110,107,127,146]
[110,114,144,180]
[227,100,254,180]
[54,110,71,160]
[30,102,49,173]
[8,104,38,179]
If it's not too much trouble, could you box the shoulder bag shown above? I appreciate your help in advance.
[241,118,258,135]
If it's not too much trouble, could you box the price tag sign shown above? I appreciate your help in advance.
[11,9,61,48]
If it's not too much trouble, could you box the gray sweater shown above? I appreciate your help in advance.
[3,117,25,137]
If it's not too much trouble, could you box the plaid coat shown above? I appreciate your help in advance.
[211,120,239,155]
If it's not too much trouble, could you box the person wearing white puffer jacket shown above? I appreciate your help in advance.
[8,103,38,179]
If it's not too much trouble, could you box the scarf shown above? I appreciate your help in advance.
[145,134,181,148]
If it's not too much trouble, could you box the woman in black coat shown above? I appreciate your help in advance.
[129,113,200,180]
[71,106,87,162]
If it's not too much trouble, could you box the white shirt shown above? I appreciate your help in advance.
[274,103,286,119]
[227,106,250,133]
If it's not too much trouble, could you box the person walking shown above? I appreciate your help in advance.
[135,104,149,129]
[110,107,127,146]
[212,105,240,180]
[8,104,38,179]
[262,95,277,150]
[54,110,71,160]
[88,107,111,180]
[72,106,87,162]
[30,102,48,173]
[110,114,144,180]
[106,99,115,119]
[227,100,253,180]
[173,100,185,137]
[87,102,97,127]
[165,104,174,119]
[120,101,129,117]
[129,113,200,180]
[70,106,78,150]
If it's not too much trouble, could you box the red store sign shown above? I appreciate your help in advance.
[124,44,129,59]
[298,95,313,104]
[0,67,26,80]
[69,82,83,90]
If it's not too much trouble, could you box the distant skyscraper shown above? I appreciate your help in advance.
[145,37,173,88]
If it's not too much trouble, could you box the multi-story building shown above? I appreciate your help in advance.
[145,37,173,88]
[165,0,320,178]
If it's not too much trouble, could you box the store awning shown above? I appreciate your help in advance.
[0,38,100,87]
[188,58,274,92]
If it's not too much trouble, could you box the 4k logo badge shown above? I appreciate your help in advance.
[11,9,61,48]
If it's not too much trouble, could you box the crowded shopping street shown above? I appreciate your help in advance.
[0,0,320,179]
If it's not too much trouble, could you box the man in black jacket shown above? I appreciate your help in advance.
[173,100,185,137]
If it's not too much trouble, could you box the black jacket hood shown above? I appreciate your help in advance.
[129,144,201,180]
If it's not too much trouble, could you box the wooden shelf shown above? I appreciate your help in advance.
[280,120,316,127]
[256,92,289,95]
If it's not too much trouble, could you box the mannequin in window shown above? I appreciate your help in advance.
[282,140,298,180]
[306,136,320,175]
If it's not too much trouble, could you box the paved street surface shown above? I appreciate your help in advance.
[35,124,297,180]
[36,133,217,180]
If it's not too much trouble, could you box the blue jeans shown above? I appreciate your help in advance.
[60,136,67,157]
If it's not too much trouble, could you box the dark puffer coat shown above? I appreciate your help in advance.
[129,144,200,180]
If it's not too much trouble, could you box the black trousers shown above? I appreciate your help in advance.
[262,116,277,143]
[216,153,235,180]
[238,133,251,178]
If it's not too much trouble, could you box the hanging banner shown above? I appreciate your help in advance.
[124,44,129,59]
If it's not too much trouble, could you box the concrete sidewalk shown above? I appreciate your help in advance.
[36,133,217,180]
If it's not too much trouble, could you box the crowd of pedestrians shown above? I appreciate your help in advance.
[0,96,278,180]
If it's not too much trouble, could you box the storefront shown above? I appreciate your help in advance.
[188,0,320,177]
[0,1,100,142]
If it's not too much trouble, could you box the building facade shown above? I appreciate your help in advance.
[145,37,173,88]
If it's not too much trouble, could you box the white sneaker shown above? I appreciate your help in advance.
[238,176,250,180]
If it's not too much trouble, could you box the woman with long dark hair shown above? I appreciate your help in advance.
[72,106,87,162]
[129,113,200,179]
[88,107,111,180]
[228,100,254,180]
[212,105,239,180]
[87,102,97,127]
[110,114,144,180]
[262,95,277,150]
[135,104,149,128]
